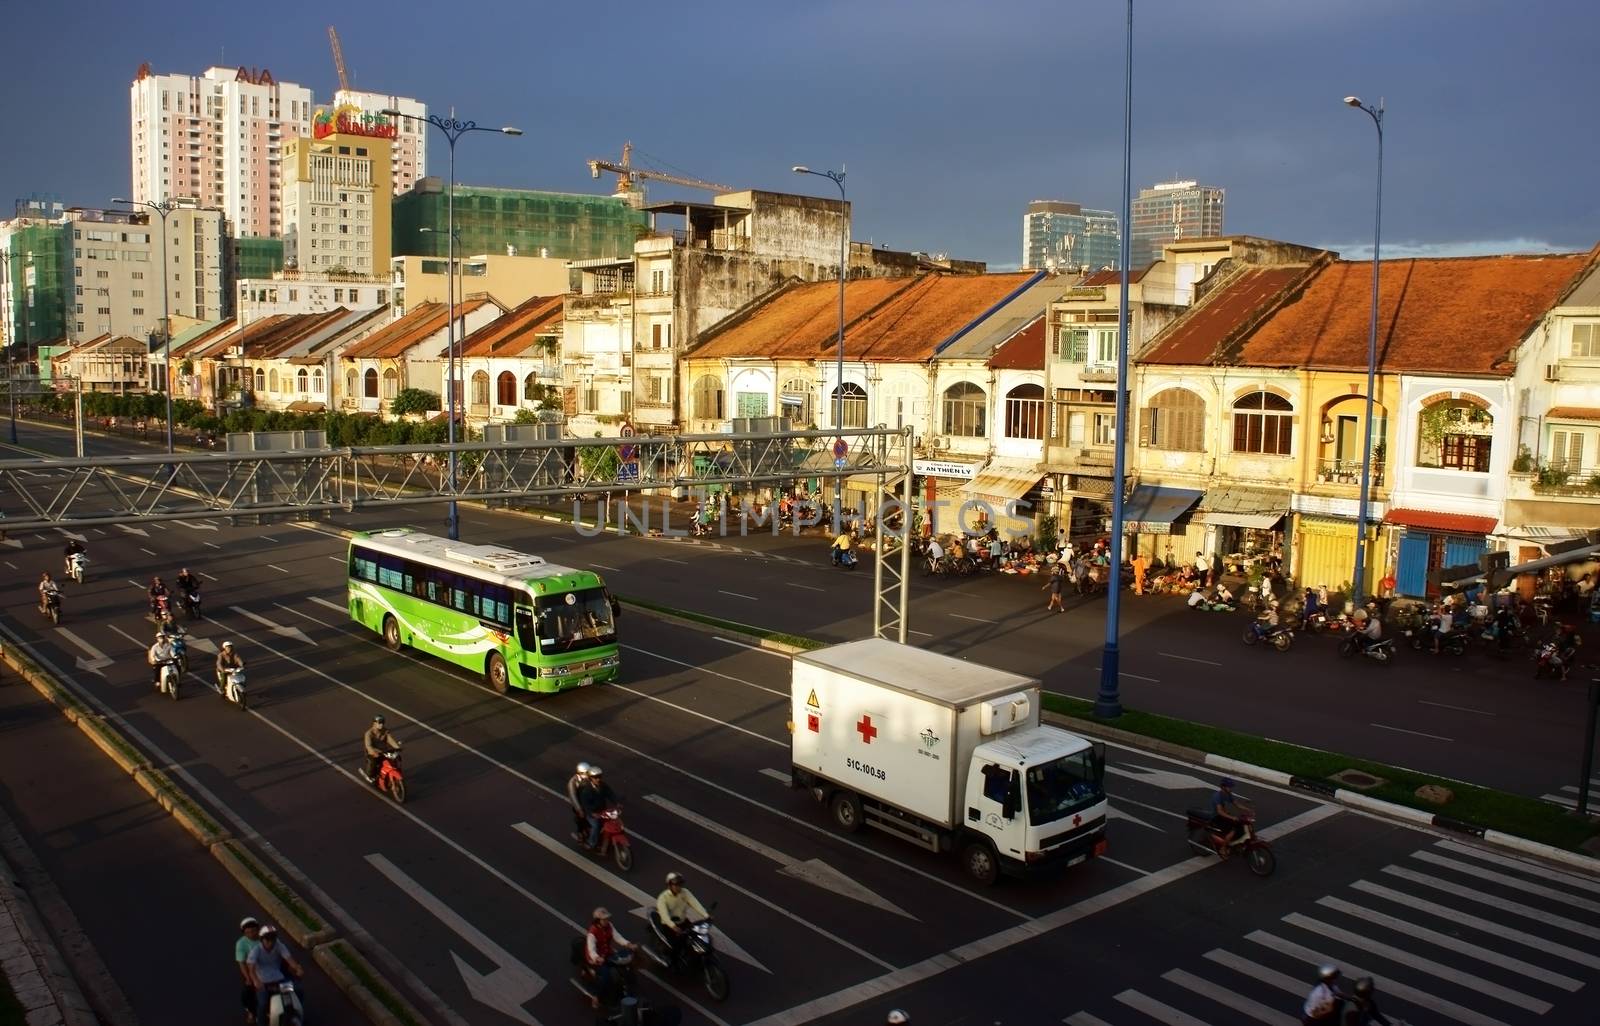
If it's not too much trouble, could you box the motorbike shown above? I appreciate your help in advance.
[39,591,61,625]
[1405,626,1467,656]
[1337,634,1395,665]
[163,629,190,675]
[217,666,247,709]
[365,749,406,804]
[1241,621,1294,652]
[66,551,87,583]
[150,594,175,631]
[578,806,633,871]
[649,904,730,1002]
[181,588,202,620]
[156,660,180,700]
[829,547,858,570]
[1185,799,1275,876]
[264,978,304,1026]
[1534,641,1580,680]
[569,946,677,1020]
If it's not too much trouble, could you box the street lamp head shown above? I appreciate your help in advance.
[380,108,401,118]
[110,197,131,206]
[1343,96,1363,108]
[500,126,523,136]
[791,165,810,174]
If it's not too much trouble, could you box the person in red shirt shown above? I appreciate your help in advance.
[584,907,637,1007]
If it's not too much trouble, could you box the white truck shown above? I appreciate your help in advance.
[790,638,1108,885]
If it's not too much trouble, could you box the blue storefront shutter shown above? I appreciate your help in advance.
[1443,536,1486,571]
[1397,533,1430,597]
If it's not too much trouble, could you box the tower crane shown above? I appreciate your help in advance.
[587,143,732,208]
[327,26,350,93]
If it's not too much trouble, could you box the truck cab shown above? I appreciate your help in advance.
[966,728,1108,880]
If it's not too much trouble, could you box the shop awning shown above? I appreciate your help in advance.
[287,401,326,413]
[1383,508,1498,535]
[780,393,806,406]
[1191,487,1291,530]
[1501,525,1583,544]
[1546,406,1600,422]
[1122,485,1203,534]
[1504,498,1600,530]
[962,461,1044,504]
[846,473,902,492]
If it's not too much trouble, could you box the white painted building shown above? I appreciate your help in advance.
[333,89,427,196]
[235,273,391,326]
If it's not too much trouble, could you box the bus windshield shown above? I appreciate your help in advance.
[528,587,616,654]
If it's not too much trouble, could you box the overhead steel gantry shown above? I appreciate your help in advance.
[0,426,915,642]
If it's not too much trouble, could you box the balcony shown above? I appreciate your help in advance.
[1314,457,1385,488]
[1079,365,1117,383]
[1508,466,1600,499]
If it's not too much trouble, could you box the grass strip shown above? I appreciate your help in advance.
[220,844,324,933]
[618,595,824,650]
[79,716,145,766]
[0,963,24,1026]
[140,767,223,837]
[329,942,425,1026]
[1043,692,1600,853]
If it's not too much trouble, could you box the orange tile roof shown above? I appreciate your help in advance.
[454,295,564,358]
[986,317,1045,370]
[171,318,240,360]
[1238,254,1591,375]
[1548,407,1600,422]
[1384,508,1499,535]
[851,274,1037,362]
[1139,267,1312,365]
[1081,268,1148,287]
[343,297,498,360]
[691,277,920,359]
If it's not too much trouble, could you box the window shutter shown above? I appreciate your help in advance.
[1138,408,1152,446]
[1232,414,1247,453]
[1552,431,1568,467]
[1570,432,1584,469]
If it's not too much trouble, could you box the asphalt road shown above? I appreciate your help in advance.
[0,502,1597,1026]
[3,415,1596,801]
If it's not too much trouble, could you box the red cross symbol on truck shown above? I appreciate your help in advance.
[856,715,878,744]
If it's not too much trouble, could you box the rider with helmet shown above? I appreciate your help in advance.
[235,917,262,1020]
[654,872,709,966]
[886,1013,910,1025]
[62,538,87,577]
[176,567,200,611]
[216,640,245,689]
[38,572,61,612]
[584,907,637,1008]
[1342,976,1391,1026]
[567,761,593,837]
[581,766,618,850]
[1302,964,1344,1025]
[362,715,399,784]
[147,631,177,688]
[246,924,304,1026]
[1352,608,1383,651]
[148,576,170,617]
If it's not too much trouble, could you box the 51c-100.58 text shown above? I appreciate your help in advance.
[847,757,886,780]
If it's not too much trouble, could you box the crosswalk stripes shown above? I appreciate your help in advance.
[1064,836,1598,1025]
[1538,778,1600,812]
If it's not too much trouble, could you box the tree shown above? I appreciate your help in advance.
[390,388,440,416]
[577,433,620,480]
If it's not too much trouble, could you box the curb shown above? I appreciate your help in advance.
[313,939,430,1026]
[133,767,231,847]
[210,840,335,949]
[1042,709,1600,876]
[0,816,105,1026]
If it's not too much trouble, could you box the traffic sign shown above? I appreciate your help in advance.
[832,437,848,459]
[619,422,635,438]
[834,457,847,469]
[618,421,637,463]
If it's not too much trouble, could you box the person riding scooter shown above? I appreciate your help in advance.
[1342,976,1391,1026]
[63,538,87,577]
[362,715,399,784]
[567,761,592,839]
[1351,608,1382,652]
[147,631,178,688]
[148,576,170,617]
[831,529,857,568]
[654,872,709,967]
[584,907,638,1009]
[582,766,619,850]
[1302,964,1345,1025]
[1208,777,1243,855]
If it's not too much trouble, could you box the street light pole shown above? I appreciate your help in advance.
[1344,95,1384,604]
[112,197,179,454]
[792,165,848,532]
[1096,0,1135,719]
[384,108,522,542]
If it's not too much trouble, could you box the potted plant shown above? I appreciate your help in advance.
[1512,446,1534,473]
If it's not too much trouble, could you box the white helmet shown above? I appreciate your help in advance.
[887,1013,910,1025]
[576,761,591,776]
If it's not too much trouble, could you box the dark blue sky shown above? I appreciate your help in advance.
[5,0,1595,267]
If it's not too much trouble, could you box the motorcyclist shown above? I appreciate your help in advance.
[1302,964,1344,1025]
[38,572,61,611]
[62,538,86,576]
[235,917,261,1023]
[362,715,398,784]
[1492,600,1521,649]
[176,567,200,607]
[1208,777,1243,855]
[148,576,170,617]
[654,872,709,966]
[582,766,618,850]
[246,924,304,1026]
[1551,623,1583,679]
[584,907,637,1008]
[1251,599,1280,639]
[148,632,178,688]
[926,535,946,570]
[1342,976,1391,1026]
[567,761,593,839]
[1352,608,1382,651]
[831,529,856,567]
[215,641,244,689]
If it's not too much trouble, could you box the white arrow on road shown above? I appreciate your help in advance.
[177,520,218,532]
[115,524,149,538]
[183,634,218,656]
[228,606,314,645]
[55,626,114,676]
[641,795,917,921]
[1108,764,1215,792]
[0,536,19,550]
[511,821,770,974]
[54,528,88,543]
[1107,806,1162,832]
[367,854,544,1026]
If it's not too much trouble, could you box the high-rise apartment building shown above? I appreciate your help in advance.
[281,129,393,279]
[333,90,427,195]
[131,64,314,238]
[64,206,227,343]
[1021,200,1121,272]
[1128,180,1225,269]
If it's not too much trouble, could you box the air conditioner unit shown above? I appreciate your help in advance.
[1545,364,1561,382]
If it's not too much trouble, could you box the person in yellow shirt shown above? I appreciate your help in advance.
[654,872,709,966]
[831,529,857,568]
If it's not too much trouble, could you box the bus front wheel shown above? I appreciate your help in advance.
[487,652,509,694]
[382,615,403,651]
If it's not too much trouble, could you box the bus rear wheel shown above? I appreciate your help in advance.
[487,652,509,694]
[382,615,403,651]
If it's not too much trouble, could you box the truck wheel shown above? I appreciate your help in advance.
[830,792,863,833]
[962,840,999,887]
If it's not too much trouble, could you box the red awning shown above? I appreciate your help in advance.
[1384,508,1498,535]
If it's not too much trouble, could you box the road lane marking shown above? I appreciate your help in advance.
[140,547,158,556]
[92,528,106,536]
[1162,967,1295,1026]
[1349,879,1600,969]
[908,629,933,637]
[590,563,620,572]
[266,564,290,574]
[1418,699,1494,716]
[1202,948,1331,1004]
[1116,990,1209,1025]
[3,561,14,570]
[948,612,996,624]
[1313,896,1580,990]
[1065,1015,1115,1026]
[204,541,222,549]
[718,590,758,601]
[200,572,219,582]
[1410,850,1600,914]
[1432,838,1600,894]
[326,556,345,563]
[1098,855,1151,876]
[1159,652,1222,666]
[258,535,281,543]
[658,557,688,565]
[1096,666,1159,683]
[509,822,770,973]
[711,636,788,657]
[275,602,336,630]
[310,596,347,615]
[622,644,787,697]
[746,805,1340,1026]
[125,579,144,589]
[1381,864,1600,940]
[228,606,315,645]
[607,684,786,747]
[642,795,917,923]
[1108,795,1188,821]
[786,582,825,592]
[1369,722,1452,742]
[759,768,790,783]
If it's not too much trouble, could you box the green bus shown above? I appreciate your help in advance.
[346,528,620,693]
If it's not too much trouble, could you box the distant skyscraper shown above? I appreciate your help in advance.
[1021,200,1121,272]
[333,89,428,196]
[1129,180,1225,268]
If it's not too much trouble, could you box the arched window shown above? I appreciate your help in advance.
[381,367,399,399]
[831,382,867,429]
[471,370,490,407]
[268,369,279,393]
[1418,397,1493,472]
[942,382,986,437]
[1003,384,1045,440]
[363,368,378,398]
[780,378,813,425]
[345,368,356,400]
[296,368,309,394]
[693,375,725,420]
[1145,388,1205,451]
[253,368,265,394]
[1232,391,1293,455]
[312,368,325,395]
[523,372,540,401]
[496,371,517,406]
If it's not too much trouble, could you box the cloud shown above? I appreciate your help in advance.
[1316,238,1576,260]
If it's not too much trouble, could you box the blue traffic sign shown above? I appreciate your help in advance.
[834,457,847,469]
[833,437,848,459]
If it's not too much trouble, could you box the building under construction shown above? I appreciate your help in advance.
[391,179,648,262]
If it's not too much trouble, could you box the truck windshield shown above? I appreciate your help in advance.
[1025,749,1104,826]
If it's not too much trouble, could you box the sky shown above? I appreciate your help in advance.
[3,0,1596,269]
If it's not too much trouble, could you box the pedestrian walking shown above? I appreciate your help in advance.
[1211,551,1224,589]
[1043,562,1066,611]
[1132,552,1148,595]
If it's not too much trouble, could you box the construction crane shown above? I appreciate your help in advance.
[587,142,732,208]
[327,26,350,93]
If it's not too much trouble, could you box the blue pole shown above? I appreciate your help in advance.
[1348,98,1384,605]
[1095,0,1134,719]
